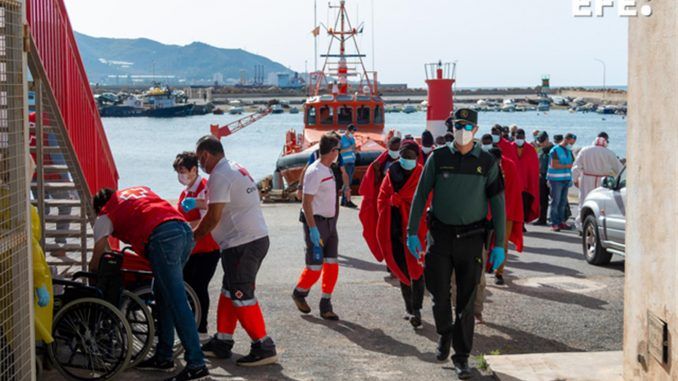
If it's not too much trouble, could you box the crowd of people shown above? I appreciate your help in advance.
[79,108,623,380]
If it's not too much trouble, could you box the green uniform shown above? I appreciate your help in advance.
[406,141,506,364]
[408,142,506,246]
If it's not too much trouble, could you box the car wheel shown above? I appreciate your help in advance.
[582,215,612,265]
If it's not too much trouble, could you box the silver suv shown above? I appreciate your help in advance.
[578,167,627,265]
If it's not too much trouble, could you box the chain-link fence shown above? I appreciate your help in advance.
[0,0,34,380]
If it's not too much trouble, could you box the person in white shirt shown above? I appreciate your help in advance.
[192,136,277,367]
[292,133,342,320]
[572,132,624,226]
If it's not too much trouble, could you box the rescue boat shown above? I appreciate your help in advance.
[273,0,387,193]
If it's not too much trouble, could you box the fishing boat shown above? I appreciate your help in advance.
[143,86,194,117]
[403,105,418,114]
[271,104,285,114]
[273,0,386,193]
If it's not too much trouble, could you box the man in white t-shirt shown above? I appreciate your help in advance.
[292,133,341,320]
[192,136,277,367]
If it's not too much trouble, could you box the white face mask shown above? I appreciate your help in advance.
[178,173,192,186]
[422,146,433,154]
[454,129,474,146]
[482,144,493,150]
[388,150,400,159]
[515,139,525,147]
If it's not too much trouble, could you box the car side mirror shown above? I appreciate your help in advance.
[602,176,616,189]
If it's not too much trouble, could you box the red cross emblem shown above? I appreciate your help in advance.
[119,187,149,200]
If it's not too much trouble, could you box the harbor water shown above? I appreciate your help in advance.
[103,110,627,198]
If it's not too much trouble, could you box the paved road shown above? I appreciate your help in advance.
[45,201,624,380]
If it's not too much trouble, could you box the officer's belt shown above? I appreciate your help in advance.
[430,216,487,239]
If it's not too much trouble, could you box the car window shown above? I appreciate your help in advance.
[617,168,626,189]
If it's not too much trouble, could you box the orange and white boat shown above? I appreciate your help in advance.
[273,0,387,192]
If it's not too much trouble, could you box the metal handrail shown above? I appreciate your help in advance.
[26,0,118,195]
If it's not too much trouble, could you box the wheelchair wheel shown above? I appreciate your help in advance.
[47,297,132,380]
[119,290,155,367]
[134,282,201,360]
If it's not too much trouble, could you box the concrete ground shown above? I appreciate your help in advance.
[44,200,624,380]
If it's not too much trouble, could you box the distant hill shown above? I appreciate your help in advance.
[74,32,292,85]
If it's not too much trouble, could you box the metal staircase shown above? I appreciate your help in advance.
[26,0,120,271]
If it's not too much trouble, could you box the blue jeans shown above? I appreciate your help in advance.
[146,221,204,369]
[342,162,356,204]
[549,180,570,226]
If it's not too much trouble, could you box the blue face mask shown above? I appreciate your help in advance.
[492,135,500,143]
[399,158,417,171]
[515,139,525,147]
[566,144,574,150]
[388,150,400,159]
[482,144,493,150]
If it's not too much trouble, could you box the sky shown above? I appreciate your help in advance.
[64,0,629,88]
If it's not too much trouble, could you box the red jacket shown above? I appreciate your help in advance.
[358,151,395,262]
[498,138,519,163]
[101,186,185,256]
[376,165,427,285]
[177,177,220,254]
[510,142,541,222]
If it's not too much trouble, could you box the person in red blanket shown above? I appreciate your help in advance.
[376,140,427,329]
[487,146,524,285]
[491,124,519,163]
[510,129,541,225]
[358,136,402,262]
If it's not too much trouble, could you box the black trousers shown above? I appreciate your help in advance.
[425,222,484,362]
[538,176,550,223]
[183,250,221,333]
[391,208,425,314]
[221,236,269,304]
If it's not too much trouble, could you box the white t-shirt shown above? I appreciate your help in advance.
[207,158,268,249]
[303,160,337,218]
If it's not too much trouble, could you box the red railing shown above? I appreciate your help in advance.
[26,0,119,194]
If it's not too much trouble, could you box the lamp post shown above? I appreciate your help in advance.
[594,58,606,102]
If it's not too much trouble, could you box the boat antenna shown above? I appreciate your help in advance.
[371,0,375,72]
[314,0,318,72]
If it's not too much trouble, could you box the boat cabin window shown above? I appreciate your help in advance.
[319,105,333,125]
[374,105,384,124]
[357,106,370,125]
[306,107,317,125]
[337,106,353,126]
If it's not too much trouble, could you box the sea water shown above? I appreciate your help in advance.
[103,110,627,198]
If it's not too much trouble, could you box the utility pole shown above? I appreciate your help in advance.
[594,58,606,102]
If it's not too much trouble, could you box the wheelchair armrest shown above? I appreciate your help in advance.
[52,279,104,298]
[120,269,154,277]
[72,271,97,281]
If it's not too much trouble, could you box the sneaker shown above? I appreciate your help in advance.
[199,332,211,343]
[474,312,484,324]
[201,336,234,359]
[345,201,358,208]
[494,274,505,285]
[409,310,423,329]
[559,223,573,230]
[163,365,209,381]
[136,356,176,372]
[319,298,339,321]
[292,292,311,314]
[236,337,278,367]
[453,360,472,380]
[551,224,561,232]
[533,220,548,226]
[435,334,452,361]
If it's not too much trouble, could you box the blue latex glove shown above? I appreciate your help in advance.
[36,285,50,307]
[406,235,422,260]
[308,226,321,247]
[181,197,197,212]
[489,247,506,272]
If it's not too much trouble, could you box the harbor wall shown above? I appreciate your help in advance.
[623,0,678,380]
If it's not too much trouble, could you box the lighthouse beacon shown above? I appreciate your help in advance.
[425,61,456,139]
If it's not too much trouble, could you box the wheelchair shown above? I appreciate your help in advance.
[46,251,150,380]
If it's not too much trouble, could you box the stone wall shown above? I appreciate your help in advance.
[623,0,678,380]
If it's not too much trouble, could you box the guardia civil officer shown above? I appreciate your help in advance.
[407,108,506,380]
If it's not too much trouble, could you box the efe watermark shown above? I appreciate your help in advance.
[573,0,653,17]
